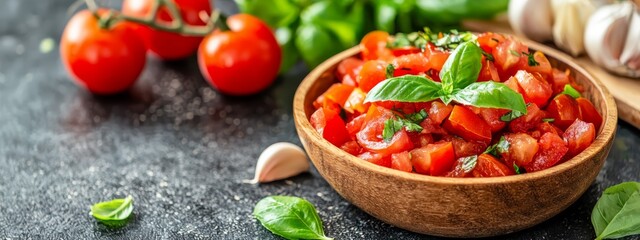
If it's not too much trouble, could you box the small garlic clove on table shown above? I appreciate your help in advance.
[248,142,310,184]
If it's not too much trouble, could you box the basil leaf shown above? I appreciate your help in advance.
[513,163,522,174]
[386,64,395,79]
[562,84,582,99]
[440,41,483,93]
[383,118,403,142]
[460,155,478,173]
[591,182,640,240]
[91,196,134,224]
[524,52,539,66]
[364,75,442,103]
[485,136,509,157]
[451,81,527,113]
[406,109,428,123]
[254,196,332,240]
[500,110,525,122]
[542,118,555,123]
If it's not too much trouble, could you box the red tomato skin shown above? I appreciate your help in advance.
[344,88,369,114]
[503,133,538,167]
[323,83,355,108]
[478,60,501,82]
[493,37,528,79]
[424,44,450,71]
[345,114,366,137]
[358,152,391,168]
[391,151,413,172]
[514,70,552,107]
[509,103,545,133]
[122,0,211,60]
[522,51,552,78]
[563,119,596,158]
[472,153,515,177]
[577,97,603,131]
[410,142,455,176]
[360,31,393,61]
[443,105,492,143]
[198,14,281,96]
[336,57,364,87]
[356,106,414,156]
[60,10,146,95]
[310,107,350,147]
[441,135,487,159]
[391,53,430,75]
[525,132,568,172]
[546,94,581,130]
[340,140,362,155]
[471,107,509,133]
[357,60,387,92]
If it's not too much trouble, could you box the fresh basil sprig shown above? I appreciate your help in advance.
[90,196,134,227]
[365,42,527,114]
[254,196,333,240]
[591,182,640,240]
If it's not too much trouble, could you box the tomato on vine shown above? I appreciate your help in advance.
[198,14,282,96]
[122,0,211,60]
[60,10,146,94]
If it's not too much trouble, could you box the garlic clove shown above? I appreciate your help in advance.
[247,142,310,184]
[509,0,554,42]
[620,7,640,75]
[551,0,595,56]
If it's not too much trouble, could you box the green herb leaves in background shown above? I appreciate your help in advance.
[591,182,640,239]
[254,196,333,240]
[562,84,582,99]
[365,42,527,114]
[90,196,134,227]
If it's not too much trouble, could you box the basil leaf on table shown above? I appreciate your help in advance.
[364,75,442,103]
[440,41,483,95]
[591,182,640,240]
[452,81,528,113]
[91,196,134,227]
[254,196,333,240]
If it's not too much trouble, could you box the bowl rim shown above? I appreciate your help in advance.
[293,38,618,185]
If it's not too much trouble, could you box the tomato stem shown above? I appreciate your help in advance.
[83,0,221,36]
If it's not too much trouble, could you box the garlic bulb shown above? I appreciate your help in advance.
[551,0,595,56]
[508,0,554,42]
[246,142,310,184]
[584,1,640,78]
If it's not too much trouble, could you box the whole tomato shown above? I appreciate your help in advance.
[122,0,211,60]
[198,14,281,96]
[60,10,146,94]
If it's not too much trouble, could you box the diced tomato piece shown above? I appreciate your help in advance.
[391,46,421,56]
[550,69,584,95]
[358,151,391,168]
[424,44,450,71]
[503,133,538,167]
[446,157,473,178]
[472,153,515,177]
[410,133,434,147]
[493,36,529,78]
[504,76,525,95]
[340,140,362,155]
[427,101,453,125]
[471,107,509,133]
[522,51,552,78]
[530,122,564,139]
[310,106,350,147]
[563,119,596,158]
[346,114,366,137]
[577,97,603,130]
[356,106,414,156]
[524,132,568,172]
[476,32,505,53]
[546,94,581,130]
[514,70,552,107]
[410,142,455,176]
[441,135,487,159]
[336,57,364,87]
[391,53,430,76]
[478,59,501,82]
[357,60,388,92]
[360,31,393,61]
[509,103,545,133]
[344,87,369,114]
[391,151,413,172]
[323,83,355,108]
[443,105,492,143]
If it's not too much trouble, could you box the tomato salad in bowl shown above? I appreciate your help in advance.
[309,30,603,177]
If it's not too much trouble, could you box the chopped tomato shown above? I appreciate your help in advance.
[344,87,369,114]
[427,101,453,125]
[503,133,538,167]
[391,53,430,76]
[356,106,414,156]
[391,46,421,56]
[360,31,393,61]
[336,57,363,87]
[410,142,455,176]
[509,103,545,133]
[322,83,355,108]
[424,44,450,71]
[446,157,473,178]
[340,140,362,155]
[522,51,552,78]
[358,151,391,168]
[530,122,564,139]
[493,36,529,78]
[310,106,350,147]
[345,114,366,137]
[504,76,525,95]
[546,94,581,130]
[443,105,492,143]
[513,70,552,107]
[476,32,505,53]
[391,151,413,172]
[550,69,583,95]
[525,132,568,172]
[471,107,509,133]
[472,153,514,177]
[563,119,596,158]
[478,60,501,82]
[410,133,435,147]
[357,60,388,92]
[442,135,487,158]
[577,97,603,130]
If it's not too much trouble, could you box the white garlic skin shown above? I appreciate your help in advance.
[249,142,310,184]
[551,0,595,56]
[584,1,640,78]
[509,0,554,42]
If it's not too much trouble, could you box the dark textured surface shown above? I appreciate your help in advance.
[0,0,638,239]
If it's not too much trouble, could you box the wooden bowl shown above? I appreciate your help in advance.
[293,41,617,237]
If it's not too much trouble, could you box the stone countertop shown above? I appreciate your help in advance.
[0,0,638,239]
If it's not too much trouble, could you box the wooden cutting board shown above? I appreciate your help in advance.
[463,19,640,129]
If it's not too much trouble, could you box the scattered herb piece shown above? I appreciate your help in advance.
[513,163,521,174]
[509,49,521,57]
[542,118,555,123]
[90,196,134,227]
[591,182,640,240]
[405,109,428,123]
[500,110,525,122]
[562,84,582,99]
[382,115,424,142]
[485,136,510,157]
[491,37,500,43]
[254,196,333,240]
[386,64,395,79]
[523,52,539,66]
[481,50,494,61]
[460,155,478,173]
